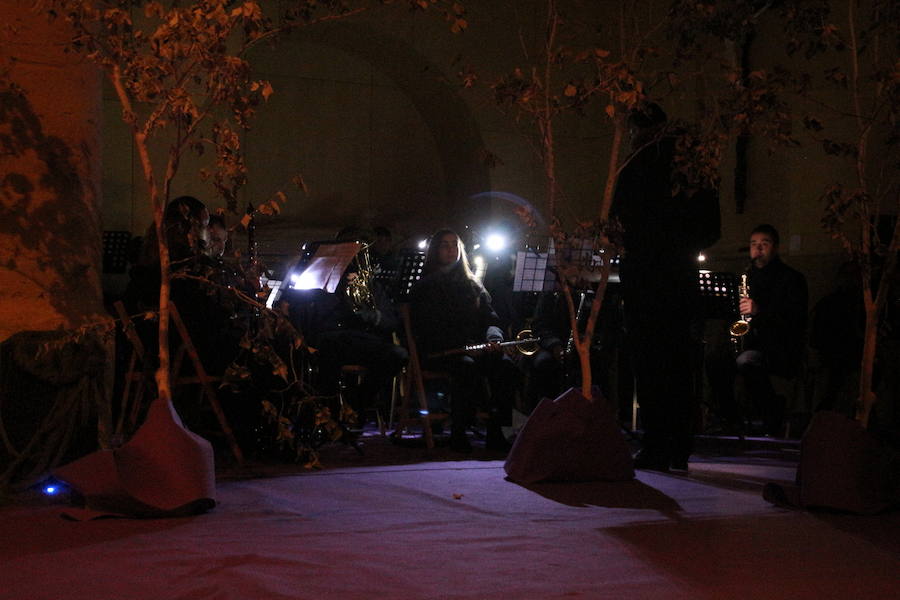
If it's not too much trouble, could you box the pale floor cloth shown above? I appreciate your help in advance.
[1,460,898,600]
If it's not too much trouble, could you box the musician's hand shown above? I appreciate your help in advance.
[739,297,758,316]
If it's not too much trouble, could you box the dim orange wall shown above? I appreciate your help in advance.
[0,0,104,341]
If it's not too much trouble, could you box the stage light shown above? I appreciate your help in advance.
[419,409,429,416]
[472,243,481,251]
[417,239,428,250]
[289,270,319,290]
[485,233,507,253]
[697,252,707,263]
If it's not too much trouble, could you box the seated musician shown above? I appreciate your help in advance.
[522,291,568,414]
[125,195,210,312]
[125,196,250,373]
[707,224,807,436]
[410,229,517,452]
[522,285,624,416]
[370,225,399,274]
[286,228,408,420]
[736,224,808,435]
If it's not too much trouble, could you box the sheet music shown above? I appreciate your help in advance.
[288,242,360,293]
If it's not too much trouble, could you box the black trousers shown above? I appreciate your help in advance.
[736,349,785,435]
[622,268,698,460]
[428,352,517,433]
[521,348,563,414]
[315,330,408,409]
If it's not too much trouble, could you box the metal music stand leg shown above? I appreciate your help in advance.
[398,304,435,449]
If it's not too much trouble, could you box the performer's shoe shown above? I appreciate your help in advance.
[633,449,670,472]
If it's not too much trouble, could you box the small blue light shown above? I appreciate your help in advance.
[419,409,429,415]
[43,485,58,496]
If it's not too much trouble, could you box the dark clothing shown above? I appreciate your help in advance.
[744,256,808,378]
[614,137,721,280]
[523,289,625,413]
[521,291,570,412]
[122,254,247,375]
[708,257,808,435]
[732,256,807,434]
[285,277,407,405]
[409,265,504,358]
[735,349,786,435]
[810,285,864,414]
[612,134,720,464]
[409,263,513,432]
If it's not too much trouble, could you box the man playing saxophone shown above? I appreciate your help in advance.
[732,224,808,436]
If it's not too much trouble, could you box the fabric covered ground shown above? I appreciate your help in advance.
[2,451,898,599]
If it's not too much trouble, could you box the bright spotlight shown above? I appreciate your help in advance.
[417,239,428,250]
[697,253,707,263]
[290,270,319,290]
[485,233,507,253]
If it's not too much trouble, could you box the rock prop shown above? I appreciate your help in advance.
[764,410,900,514]
[504,387,634,484]
[53,398,216,519]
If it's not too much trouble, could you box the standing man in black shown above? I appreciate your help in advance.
[736,224,808,435]
[613,103,721,471]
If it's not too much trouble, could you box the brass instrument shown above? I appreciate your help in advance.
[730,271,752,353]
[428,329,541,359]
[345,242,376,311]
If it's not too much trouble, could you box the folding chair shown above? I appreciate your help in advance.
[391,304,450,449]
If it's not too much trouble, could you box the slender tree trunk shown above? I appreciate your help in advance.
[134,132,173,405]
[599,115,626,221]
[107,62,173,405]
[856,295,878,427]
[574,112,625,399]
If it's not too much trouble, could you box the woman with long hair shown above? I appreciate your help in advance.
[410,229,516,452]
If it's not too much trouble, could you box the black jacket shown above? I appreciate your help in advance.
[612,135,721,280]
[746,256,808,377]
[409,263,503,357]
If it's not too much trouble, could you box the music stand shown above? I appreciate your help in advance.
[286,241,360,293]
[103,230,132,274]
[697,271,740,319]
[513,237,609,292]
[394,249,426,300]
[513,250,556,292]
[372,256,402,300]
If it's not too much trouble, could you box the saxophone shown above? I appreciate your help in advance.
[729,269,752,354]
